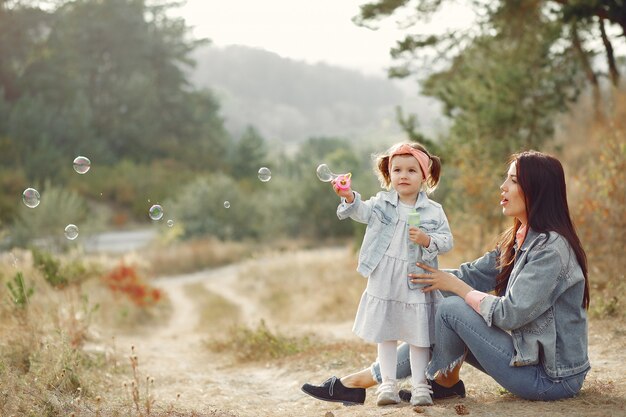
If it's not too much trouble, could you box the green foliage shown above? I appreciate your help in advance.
[66,158,197,223]
[31,248,66,289]
[354,0,625,244]
[168,173,260,240]
[228,126,269,181]
[0,0,230,191]
[0,166,27,226]
[283,137,369,239]
[6,271,34,308]
[12,182,91,248]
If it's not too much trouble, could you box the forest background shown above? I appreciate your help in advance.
[0,0,625,416]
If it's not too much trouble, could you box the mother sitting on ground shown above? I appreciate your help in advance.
[302,150,590,405]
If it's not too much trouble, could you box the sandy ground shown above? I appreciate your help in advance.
[105,248,626,417]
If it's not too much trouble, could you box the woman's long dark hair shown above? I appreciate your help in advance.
[495,150,590,309]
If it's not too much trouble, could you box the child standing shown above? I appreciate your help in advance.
[332,142,453,406]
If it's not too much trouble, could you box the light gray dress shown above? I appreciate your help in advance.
[352,202,442,347]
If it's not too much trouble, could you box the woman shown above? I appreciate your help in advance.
[301,150,590,404]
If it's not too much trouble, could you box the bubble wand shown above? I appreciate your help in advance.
[316,164,352,190]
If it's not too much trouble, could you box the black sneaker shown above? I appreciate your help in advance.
[301,376,366,405]
[399,379,466,401]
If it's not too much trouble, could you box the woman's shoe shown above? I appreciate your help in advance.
[399,378,466,401]
[301,376,366,405]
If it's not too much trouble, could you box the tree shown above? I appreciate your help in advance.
[0,0,230,180]
[355,0,624,105]
[353,0,620,248]
[228,126,269,182]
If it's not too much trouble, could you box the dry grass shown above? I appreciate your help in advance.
[142,236,336,278]
[0,249,176,416]
[142,237,253,277]
[3,240,625,416]
[234,246,366,326]
[183,283,240,332]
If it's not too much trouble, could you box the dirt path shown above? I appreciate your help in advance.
[110,248,626,417]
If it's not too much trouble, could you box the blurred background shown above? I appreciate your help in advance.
[1,0,623,288]
[0,0,625,415]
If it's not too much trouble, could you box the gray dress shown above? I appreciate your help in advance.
[352,202,442,347]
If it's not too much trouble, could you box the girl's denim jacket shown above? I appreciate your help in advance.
[446,228,590,379]
[337,189,453,288]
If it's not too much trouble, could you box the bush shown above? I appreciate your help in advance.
[102,263,162,307]
[167,174,260,240]
[11,182,95,249]
[572,128,626,317]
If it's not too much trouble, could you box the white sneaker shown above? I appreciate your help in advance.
[376,380,400,406]
[410,382,434,406]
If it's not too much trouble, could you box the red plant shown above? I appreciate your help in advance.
[102,263,162,307]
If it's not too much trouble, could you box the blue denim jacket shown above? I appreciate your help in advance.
[337,190,453,288]
[446,228,590,378]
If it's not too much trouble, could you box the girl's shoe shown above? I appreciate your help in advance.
[399,378,466,401]
[410,383,434,406]
[376,380,400,406]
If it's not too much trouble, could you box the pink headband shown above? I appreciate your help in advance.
[389,144,430,179]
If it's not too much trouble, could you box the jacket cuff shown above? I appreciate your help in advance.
[421,236,438,260]
[464,290,488,314]
[479,294,499,327]
[337,191,359,218]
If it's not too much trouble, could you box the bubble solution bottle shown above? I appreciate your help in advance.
[407,210,420,228]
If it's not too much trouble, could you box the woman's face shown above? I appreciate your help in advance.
[500,161,527,224]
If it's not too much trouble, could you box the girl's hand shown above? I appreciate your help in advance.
[331,180,353,202]
[409,227,431,247]
[409,263,472,297]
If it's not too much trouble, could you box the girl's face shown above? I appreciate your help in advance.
[390,155,423,202]
[500,161,528,224]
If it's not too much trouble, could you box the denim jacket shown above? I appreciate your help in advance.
[337,189,453,288]
[446,228,590,378]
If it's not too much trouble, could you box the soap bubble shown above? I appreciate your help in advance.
[258,167,272,182]
[316,164,338,182]
[22,188,41,208]
[64,224,79,240]
[149,204,164,220]
[167,219,174,227]
[223,201,230,208]
[73,156,91,174]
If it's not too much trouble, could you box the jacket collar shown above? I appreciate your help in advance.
[518,227,543,252]
[383,190,429,208]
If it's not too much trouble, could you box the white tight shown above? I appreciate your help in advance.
[378,341,430,386]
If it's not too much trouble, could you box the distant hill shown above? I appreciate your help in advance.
[189,45,444,147]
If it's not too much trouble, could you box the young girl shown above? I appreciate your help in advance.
[332,142,453,406]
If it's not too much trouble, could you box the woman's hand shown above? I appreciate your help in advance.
[409,227,431,247]
[331,180,354,202]
[409,263,473,297]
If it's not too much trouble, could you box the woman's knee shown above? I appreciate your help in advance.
[436,296,471,318]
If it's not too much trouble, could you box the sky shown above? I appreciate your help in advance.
[177,0,473,76]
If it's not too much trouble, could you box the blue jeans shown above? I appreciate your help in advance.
[371,297,587,401]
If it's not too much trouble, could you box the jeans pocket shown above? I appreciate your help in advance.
[562,373,586,396]
[538,374,558,400]
[538,373,584,401]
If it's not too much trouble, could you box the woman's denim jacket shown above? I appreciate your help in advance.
[446,229,590,379]
[337,189,453,288]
